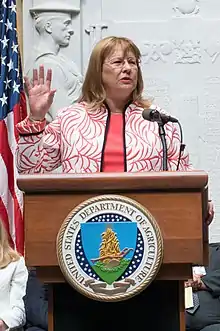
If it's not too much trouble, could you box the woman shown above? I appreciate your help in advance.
[0,221,28,331]
[16,36,214,330]
[16,36,192,174]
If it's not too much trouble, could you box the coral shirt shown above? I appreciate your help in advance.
[102,113,125,172]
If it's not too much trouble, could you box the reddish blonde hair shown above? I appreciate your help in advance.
[80,36,151,110]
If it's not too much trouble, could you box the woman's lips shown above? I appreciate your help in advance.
[120,77,132,81]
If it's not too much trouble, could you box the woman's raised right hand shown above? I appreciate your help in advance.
[24,65,56,121]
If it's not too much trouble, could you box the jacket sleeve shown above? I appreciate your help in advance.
[201,270,220,296]
[16,115,62,174]
[166,123,193,171]
[0,257,28,329]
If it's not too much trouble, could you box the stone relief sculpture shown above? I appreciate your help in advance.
[85,22,108,52]
[140,39,201,64]
[140,41,172,63]
[173,0,200,16]
[25,3,82,122]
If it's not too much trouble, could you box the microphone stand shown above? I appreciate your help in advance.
[157,115,168,171]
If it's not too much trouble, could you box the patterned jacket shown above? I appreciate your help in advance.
[16,102,192,174]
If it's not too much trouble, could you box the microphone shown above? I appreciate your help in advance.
[142,108,179,124]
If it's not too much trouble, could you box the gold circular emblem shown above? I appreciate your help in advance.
[57,195,163,302]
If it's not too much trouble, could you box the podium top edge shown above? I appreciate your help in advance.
[17,171,208,193]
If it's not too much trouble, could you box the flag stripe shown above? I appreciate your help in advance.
[0,119,24,252]
[0,155,15,247]
[0,0,27,254]
[6,111,24,252]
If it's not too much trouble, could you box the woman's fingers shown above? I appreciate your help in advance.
[32,66,52,91]
[206,201,214,225]
[33,68,39,86]
[39,65,45,85]
[46,68,52,90]
[50,89,57,96]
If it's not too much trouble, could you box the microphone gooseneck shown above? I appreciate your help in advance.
[142,108,179,171]
[142,108,184,171]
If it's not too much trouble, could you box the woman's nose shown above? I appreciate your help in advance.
[122,61,132,71]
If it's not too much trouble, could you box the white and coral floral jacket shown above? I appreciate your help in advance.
[16,102,192,174]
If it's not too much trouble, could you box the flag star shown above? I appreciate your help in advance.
[1,56,6,66]
[4,77,11,89]
[2,0,7,8]
[1,35,9,49]
[11,41,18,53]
[13,81,20,93]
[7,59,14,71]
[5,19,13,32]
[9,1,16,13]
[0,93,8,106]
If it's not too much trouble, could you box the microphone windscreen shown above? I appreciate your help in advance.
[142,109,152,121]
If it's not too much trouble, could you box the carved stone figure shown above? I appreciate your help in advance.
[25,3,82,122]
[173,0,200,16]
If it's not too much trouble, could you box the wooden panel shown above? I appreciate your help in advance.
[24,190,204,266]
[18,171,208,192]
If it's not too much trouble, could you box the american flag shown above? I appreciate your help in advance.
[0,0,27,254]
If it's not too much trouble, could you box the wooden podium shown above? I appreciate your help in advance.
[17,171,209,331]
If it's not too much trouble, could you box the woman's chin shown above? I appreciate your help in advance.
[118,83,134,92]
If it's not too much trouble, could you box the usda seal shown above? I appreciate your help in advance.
[57,195,163,302]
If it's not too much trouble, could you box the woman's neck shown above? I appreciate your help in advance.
[105,97,130,113]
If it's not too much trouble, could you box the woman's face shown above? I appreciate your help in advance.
[102,46,138,100]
